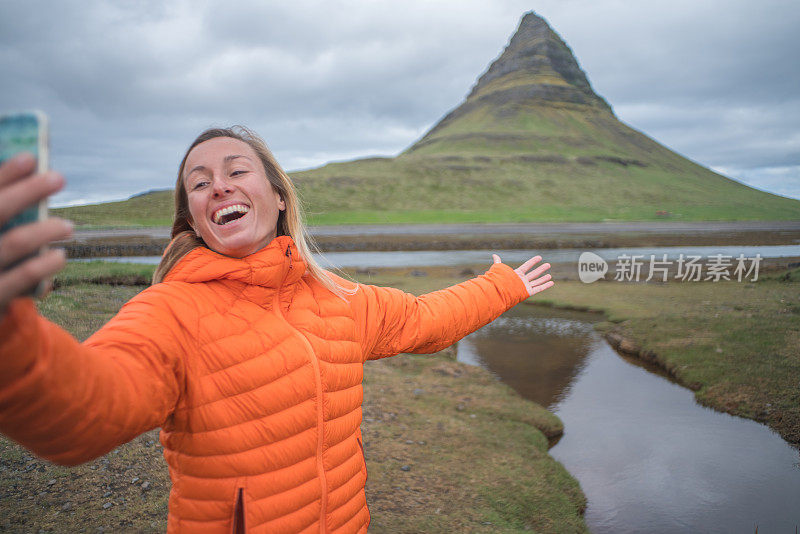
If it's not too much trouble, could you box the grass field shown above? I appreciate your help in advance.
[54,261,155,288]
[1,265,587,533]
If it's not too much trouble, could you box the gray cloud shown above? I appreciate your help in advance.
[541,0,800,198]
[1,0,798,206]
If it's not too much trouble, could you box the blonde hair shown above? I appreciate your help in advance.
[153,126,346,296]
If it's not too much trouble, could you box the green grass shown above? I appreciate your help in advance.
[304,204,800,226]
[363,350,585,533]
[54,190,174,227]
[55,261,156,288]
[37,283,147,341]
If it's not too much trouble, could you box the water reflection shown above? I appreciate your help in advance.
[457,305,599,408]
[457,305,800,533]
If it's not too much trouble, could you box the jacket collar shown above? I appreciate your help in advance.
[164,235,307,289]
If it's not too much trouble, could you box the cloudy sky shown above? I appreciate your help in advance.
[2,0,798,207]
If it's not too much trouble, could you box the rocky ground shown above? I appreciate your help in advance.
[0,430,169,532]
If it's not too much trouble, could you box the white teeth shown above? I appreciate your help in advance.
[212,204,250,225]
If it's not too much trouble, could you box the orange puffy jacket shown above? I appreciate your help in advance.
[0,235,529,533]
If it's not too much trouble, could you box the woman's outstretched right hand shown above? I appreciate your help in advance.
[0,153,73,316]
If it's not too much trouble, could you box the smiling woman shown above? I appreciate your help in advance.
[184,139,284,259]
[153,127,340,294]
[0,125,554,534]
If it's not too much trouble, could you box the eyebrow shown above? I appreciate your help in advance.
[185,155,252,180]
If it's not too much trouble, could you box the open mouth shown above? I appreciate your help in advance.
[212,204,250,225]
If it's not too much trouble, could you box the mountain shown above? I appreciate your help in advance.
[57,12,800,226]
[288,11,800,224]
[411,11,613,151]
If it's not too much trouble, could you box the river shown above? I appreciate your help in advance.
[73,244,800,268]
[456,305,800,533]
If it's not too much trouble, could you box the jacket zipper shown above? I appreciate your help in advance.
[357,437,367,483]
[232,487,246,534]
[275,246,328,533]
[357,437,370,531]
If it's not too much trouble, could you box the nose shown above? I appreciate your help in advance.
[211,177,233,198]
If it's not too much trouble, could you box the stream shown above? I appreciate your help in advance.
[456,305,800,533]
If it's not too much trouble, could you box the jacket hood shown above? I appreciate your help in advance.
[163,235,307,288]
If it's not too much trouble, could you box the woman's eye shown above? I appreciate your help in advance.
[231,170,247,177]
[192,181,209,190]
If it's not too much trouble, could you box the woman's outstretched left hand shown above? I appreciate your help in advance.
[493,254,554,297]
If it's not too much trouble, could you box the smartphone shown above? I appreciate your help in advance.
[0,111,50,296]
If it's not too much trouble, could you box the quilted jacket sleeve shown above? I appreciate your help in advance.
[0,286,189,466]
[357,262,529,360]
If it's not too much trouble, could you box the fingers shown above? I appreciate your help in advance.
[512,255,554,297]
[523,273,554,296]
[493,254,545,272]
[0,248,67,312]
[517,255,543,273]
[493,253,555,297]
[0,170,65,226]
[0,153,37,188]
[523,262,551,282]
[0,155,70,313]
[0,218,73,269]
[529,273,552,287]
[529,280,554,295]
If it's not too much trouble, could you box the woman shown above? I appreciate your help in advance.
[0,126,553,533]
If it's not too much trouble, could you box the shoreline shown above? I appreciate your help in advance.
[602,329,699,388]
[522,299,702,386]
[362,348,586,532]
[599,326,797,445]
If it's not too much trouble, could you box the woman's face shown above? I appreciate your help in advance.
[183,137,285,258]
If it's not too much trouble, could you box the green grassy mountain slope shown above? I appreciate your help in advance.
[55,189,174,227]
[56,11,800,227]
